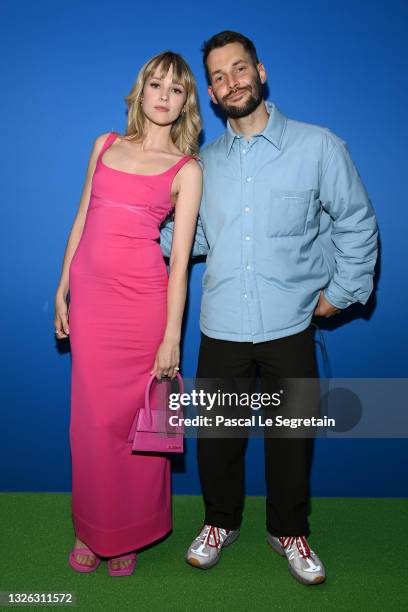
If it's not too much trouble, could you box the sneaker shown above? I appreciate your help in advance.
[267,533,326,585]
[186,524,240,569]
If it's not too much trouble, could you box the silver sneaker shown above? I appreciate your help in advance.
[267,533,326,585]
[186,524,240,569]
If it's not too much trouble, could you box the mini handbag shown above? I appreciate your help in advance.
[127,372,184,453]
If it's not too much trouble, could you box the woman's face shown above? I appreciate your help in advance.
[142,63,187,127]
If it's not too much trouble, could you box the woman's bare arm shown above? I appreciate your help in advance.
[54,132,110,338]
[151,158,202,377]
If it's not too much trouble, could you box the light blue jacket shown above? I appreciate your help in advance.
[160,100,378,343]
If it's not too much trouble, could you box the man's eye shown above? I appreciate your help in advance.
[215,76,223,83]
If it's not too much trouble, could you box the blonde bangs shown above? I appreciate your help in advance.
[146,53,187,87]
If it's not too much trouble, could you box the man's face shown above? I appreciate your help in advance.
[206,42,266,119]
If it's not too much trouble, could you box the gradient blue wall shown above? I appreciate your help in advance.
[1,0,407,496]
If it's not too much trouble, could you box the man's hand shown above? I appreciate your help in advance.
[314,292,341,318]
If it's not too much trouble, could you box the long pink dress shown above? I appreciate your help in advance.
[68,132,193,557]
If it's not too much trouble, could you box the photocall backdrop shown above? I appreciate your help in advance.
[1,0,407,496]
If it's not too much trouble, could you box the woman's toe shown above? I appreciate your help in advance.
[75,553,94,566]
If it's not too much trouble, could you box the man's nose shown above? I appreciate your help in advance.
[226,75,239,90]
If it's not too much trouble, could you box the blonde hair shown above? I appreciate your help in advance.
[124,51,201,155]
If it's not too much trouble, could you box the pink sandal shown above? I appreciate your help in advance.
[68,545,101,573]
[107,552,137,577]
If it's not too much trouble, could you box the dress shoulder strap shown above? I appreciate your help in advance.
[97,132,118,162]
[168,154,198,176]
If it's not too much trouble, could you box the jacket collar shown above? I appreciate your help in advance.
[224,100,287,157]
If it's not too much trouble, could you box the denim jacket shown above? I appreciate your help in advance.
[160,100,378,343]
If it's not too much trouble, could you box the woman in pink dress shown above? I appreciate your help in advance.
[54,51,202,576]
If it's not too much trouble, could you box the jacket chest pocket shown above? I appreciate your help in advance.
[267,189,311,237]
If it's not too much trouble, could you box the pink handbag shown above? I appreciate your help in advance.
[127,372,184,453]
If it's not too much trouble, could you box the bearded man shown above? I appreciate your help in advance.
[160,30,378,585]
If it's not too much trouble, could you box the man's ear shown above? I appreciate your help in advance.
[257,63,267,85]
[208,85,218,105]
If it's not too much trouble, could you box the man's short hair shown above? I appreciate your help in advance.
[201,31,260,82]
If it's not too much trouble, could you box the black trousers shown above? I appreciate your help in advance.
[195,326,319,537]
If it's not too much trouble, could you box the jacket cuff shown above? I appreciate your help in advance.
[323,284,355,310]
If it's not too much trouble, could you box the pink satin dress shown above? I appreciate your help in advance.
[68,132,194,556]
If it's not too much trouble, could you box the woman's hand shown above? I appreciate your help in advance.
[150,338,180,380]
[54,291,70,339]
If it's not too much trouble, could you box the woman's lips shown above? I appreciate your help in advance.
[155,106,170,112]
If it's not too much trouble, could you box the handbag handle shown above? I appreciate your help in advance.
[144,372,185,427]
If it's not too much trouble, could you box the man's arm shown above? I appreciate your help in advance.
[160,213,209,259]
[319,137,378,310]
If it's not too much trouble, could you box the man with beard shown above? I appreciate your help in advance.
[160,31,378,585]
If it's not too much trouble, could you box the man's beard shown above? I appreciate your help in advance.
[216,73,263,119]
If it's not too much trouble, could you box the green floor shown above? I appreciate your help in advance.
[1,494,407,611]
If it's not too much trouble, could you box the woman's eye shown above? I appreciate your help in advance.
[172,88,183,94]
[150,82,160,88]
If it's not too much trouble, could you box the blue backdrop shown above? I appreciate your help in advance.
[1,0,407,496]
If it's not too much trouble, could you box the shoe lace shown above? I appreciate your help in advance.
[279,536,311,559]
[200,525,229,549]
